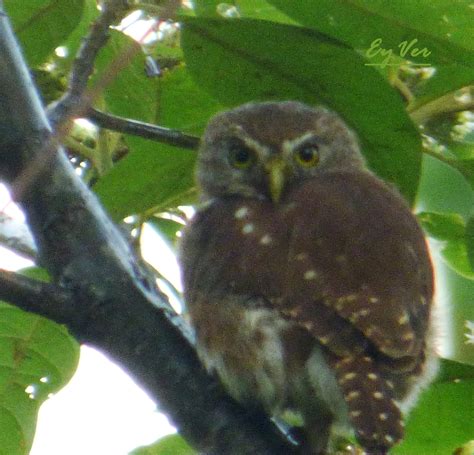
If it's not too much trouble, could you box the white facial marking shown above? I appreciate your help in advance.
[234,206,249,219]
[242,223,255,234]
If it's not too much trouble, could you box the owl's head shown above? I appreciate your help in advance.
[197,101,366,203]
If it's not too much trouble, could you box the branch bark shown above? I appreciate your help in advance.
[87,108,200,150]
[0,1,295,453]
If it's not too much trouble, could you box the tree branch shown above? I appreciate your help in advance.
[47,0,130,126]
[0,2,295,453]
[87,108,200,150]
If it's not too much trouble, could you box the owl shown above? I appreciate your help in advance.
[179,101,438,454]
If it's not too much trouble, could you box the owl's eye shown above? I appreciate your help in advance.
[228,141,255,169]
[294,144,320,168]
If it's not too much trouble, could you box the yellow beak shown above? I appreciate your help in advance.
[266,158,289,204]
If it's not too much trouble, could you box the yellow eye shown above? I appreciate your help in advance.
[294,144,320,168]
[228,142,255,169]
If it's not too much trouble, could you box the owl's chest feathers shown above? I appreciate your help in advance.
[190,299,336,418]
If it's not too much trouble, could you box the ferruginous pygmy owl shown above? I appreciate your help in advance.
[179,101,439,454]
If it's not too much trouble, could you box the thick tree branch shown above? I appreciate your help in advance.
[0,2,295,454]
[88,108,200,149]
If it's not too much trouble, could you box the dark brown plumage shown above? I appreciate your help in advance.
[179,101,438,454]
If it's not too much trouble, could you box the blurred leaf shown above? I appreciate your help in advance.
[418,211,466,241]
[4,0,84,66]
[437,358,474,383]
[156,65,222,134]
[94,138,196,220]
[456,159,474,190]
[56,0,99,68]
[181,18,422,203]
[130,434,195,455]
[93,30,158,123]
[148,217,184,246]
[268,0,474,68]
[393,360,474,455]
[418,212,474,279]
[467,216,474,272]
[410,64,474,111]
[193,0,295,23]
[442,239,474,280]
[94,64,218,220]
[0,268,80,455]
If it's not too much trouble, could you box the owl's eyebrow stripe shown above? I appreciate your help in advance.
[282,131,323,154]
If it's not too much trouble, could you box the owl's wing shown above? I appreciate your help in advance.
[280,173,433,366]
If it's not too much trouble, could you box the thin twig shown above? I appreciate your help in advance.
[88,108,200,149]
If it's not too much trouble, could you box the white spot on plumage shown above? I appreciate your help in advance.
[367,373,378,381]
[260,234,272,245]
[234,206,249,219]
[346,390,360,401]
[242,223,255,234]
[384,434,395,444]
[379,412,388,421]
[369,296,379,303]
[373,391,383,399]
[304,269,318,280]
[295,252,308,261]
[398,313,409,325]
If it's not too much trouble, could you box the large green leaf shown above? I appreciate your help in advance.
[94,64,224,220]
[394,359,474,455]
[268,0,474,68]
[94,138,196,220]
[0,270,79,455]
[418,211,474,279]
[467,216,474,272]
[4,0,84,66]
[181,18,422,203]
[93,30,158,123]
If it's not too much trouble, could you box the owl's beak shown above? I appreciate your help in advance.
[266,158,290,204]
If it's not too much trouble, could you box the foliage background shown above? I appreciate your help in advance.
[0,0,473,454]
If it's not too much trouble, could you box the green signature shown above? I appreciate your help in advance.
[365,38,431,68]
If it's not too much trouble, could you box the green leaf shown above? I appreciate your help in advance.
[418,211,474,279]
[181,17,422,203]
[442,239,474,280]
[94,63,221,220]
[410,64,474,111]
[130,434,195,455]
[393,360,474,455]
[148,217,184,247]
[156,65,222,134]
[268,0,474,68]
[193,0,295,23]
[4,0,84,67]
[436,358,474,383]
[94,138,196,220]
[0,269,80,454]
[467,216,474,272]
[93,30,158,123]
[418,211,466,241]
